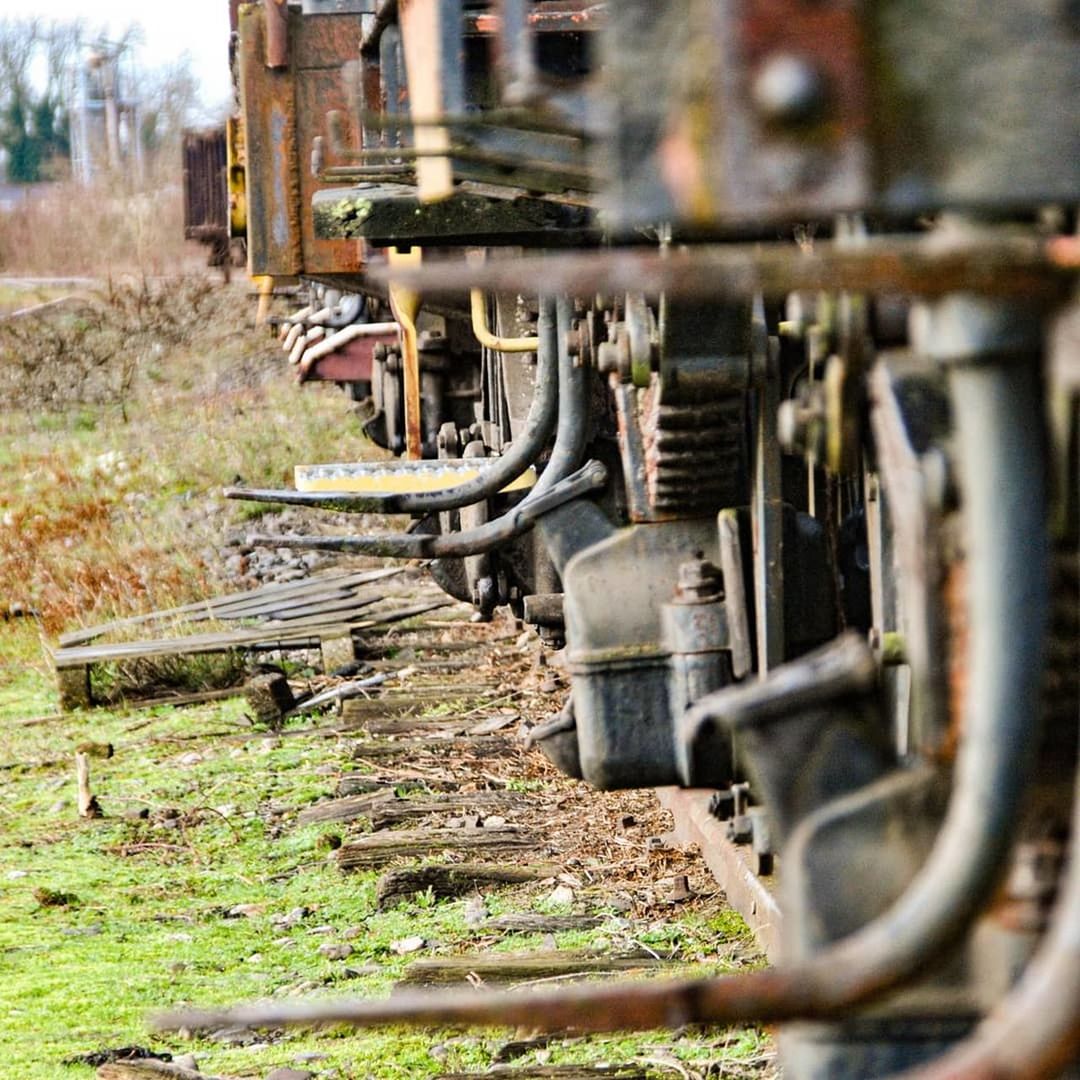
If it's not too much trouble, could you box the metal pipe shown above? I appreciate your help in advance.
[286,304,314,325]
[246,306,593,555]
[246,459,607,559]
[282,322,305,351]
[226,306,557,514]
[158,318,1049,1037]
[297,321,399,371]
[264,0,289,68]
[289,326,325,365]
[372,234,1072,303]
[898,753,1080,1080]
[470,289,540,352]
[360,0,397,57]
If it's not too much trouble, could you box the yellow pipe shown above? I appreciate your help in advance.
[470,289,539,353]
[388,247,424,460]
[254,275,274,327]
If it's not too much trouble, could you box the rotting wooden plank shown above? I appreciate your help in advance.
[368,790,524,829]
[53,602,451,669]
[398,948,668,985]
[340,687,498,720]
[376,862,561,908]
[484,914,604,934]
[54,625,341,666]
[96,1060,222,1080]
[296,789,398,826]
[357,635,516,658]
[196,586,380,623]
[337,774,457,797]
[335,826,535,870]
[298,788,517,828]
[348,736,513,760]
[360,716,472,736]
[58,567,404,646]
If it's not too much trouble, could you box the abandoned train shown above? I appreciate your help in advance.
[198,2,1080,1076]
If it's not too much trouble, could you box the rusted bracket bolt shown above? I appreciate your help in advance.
[726,815,754,845]
[564,321,591,368]
[417,330,448,353]
[675,558,725,604]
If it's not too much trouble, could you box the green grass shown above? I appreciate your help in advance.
[0,636,770,1079]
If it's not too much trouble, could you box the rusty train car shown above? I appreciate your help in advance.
[209,2,1079,1076]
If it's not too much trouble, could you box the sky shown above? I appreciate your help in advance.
[2,0,234,119]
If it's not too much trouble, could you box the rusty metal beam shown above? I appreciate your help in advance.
[239,4,302,277]
[372,235,1076,302]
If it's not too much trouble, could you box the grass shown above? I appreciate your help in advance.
[0,644,770,1080]
[0,181,190,278]
[0,276,380,634]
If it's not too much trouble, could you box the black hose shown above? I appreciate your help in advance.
[247,294,596,561]
[224,311,554,516]
[247,460,607,560]
[530,295,588,497]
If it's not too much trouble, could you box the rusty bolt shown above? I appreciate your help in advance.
[565,320,591,368]
[675,558,724,603]
[752,54,826,126]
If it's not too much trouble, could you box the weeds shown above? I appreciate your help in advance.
[0,274,377,635]
[88,651,248,707]
[0,181,189,277]
[0,276,225,412]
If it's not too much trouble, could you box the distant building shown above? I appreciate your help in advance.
[68,44,144,186]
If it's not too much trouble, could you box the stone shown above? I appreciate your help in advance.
[547,884,575,906]
[389,935,425,955]
[317,942,353,960]
[225,553,249,576]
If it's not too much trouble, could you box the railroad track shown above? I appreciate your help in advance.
[136,569,779,1079]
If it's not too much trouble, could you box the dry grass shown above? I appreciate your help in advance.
[0,180,192,277]
[0,276,223,411]
[0,276,379,635]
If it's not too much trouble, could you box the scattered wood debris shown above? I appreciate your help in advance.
[397,948,671,986]
[376,863,560,908]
